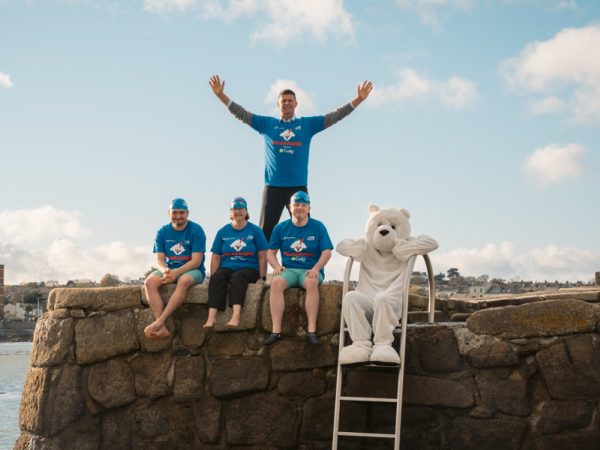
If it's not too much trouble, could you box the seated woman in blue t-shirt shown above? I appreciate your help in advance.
[203,197,268,328]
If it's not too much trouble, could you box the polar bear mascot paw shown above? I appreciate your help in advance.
[370,344,401,366]
[339,343,372,367]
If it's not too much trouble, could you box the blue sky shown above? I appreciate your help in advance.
[1,0,599,284]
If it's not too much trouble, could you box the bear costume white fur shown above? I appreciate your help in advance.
[336,205,439,365]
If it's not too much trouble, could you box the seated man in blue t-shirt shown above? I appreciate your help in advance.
[265,192,333,346]
[144,198,206,340]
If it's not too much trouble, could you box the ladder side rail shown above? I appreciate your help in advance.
[423,254,436,324]
[332,257,354,450]
[394,254,418,450]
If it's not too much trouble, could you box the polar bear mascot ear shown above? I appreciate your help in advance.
[400,208,410,219]
[368,205,380,215]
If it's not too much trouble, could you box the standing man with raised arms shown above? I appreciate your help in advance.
[209,75,373,242]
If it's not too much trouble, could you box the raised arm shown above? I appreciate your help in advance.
[209,75,253,127]
[323,80,373,129]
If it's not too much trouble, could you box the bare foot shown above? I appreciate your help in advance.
[145,321,170,340]
[227,316,240,327]
[203,317,217,328]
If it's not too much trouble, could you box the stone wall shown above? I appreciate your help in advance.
[3,321,37,329]
[15,284,600,450]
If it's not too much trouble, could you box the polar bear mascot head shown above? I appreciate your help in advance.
[365,205,411,254]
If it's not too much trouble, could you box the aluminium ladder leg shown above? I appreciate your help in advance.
[332,254,436,450]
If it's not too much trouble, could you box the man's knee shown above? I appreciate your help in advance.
[145,275,162,290]
[176,274,196,290]
[271,276,287,293]
[373,292,394,308]
[303,277,319,292]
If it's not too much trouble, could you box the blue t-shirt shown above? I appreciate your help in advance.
[251,115,324,187]
[210,222,268,272]
[153,220,207,277]
[268,218,333,277]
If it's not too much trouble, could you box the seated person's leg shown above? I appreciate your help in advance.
[264,269,300,345]
[301,271,323,345]
[226,268,260,327]
[204,267,233,328]
[144,271,166,338]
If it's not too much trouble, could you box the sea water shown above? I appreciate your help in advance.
[0,342,32,450]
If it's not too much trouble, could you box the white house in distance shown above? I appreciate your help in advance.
[3,302,43,320]
[469,283,492,298]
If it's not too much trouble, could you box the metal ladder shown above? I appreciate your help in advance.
[332,254,436,450]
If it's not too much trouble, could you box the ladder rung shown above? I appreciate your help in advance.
[340,396,397,403]
[343,327,403,333]
[337,431,395,439]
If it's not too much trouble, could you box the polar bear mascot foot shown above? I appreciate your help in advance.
[339,344,372,367]
[370,344,400,366]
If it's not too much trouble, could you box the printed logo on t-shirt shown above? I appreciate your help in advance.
[295,126,301,130]
[307,236,315,241]
[230,239,247,252]
[280,129,295,141]
[291,239,307,252]
[170,242,186,255]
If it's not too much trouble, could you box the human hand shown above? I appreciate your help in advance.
[161,267,171,276]
[162,274,174,284]
[256,278,266,285]
[306,269,319,278]
[204,280,210,285]
[272,266,285,276]
[357,80,373,101]
[209,75,225,96]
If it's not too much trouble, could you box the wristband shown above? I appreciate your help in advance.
[259,276,266,281]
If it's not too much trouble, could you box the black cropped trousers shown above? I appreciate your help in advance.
[259,185,309,243]
[208,267,260,310]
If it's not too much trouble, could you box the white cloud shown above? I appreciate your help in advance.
[521,143,586,187]
[327,241,600,284]
[368,68,477,109]
[557,0,578,10]
[0,71,15,88]
[264,79,318,117]
[530,96,567,115]
[395,0,472,29]
[500,25,600,125]
[145,0,355,46]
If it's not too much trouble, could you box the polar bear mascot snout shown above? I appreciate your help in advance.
[336,205,439,366]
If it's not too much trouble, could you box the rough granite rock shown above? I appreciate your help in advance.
[174,356,205,402]
[277,371,326,398]
[141,283,209,305]
[194,397,222,444]
[101,408,131,450]
[205,332,245,356]
[536,343,580,399]
[468,341,520,368]
[75,310,139,365]
[565,334,600,397]
[173,304,208,348]
[50,364,84,435]
[134,404,171,442]
[453,327,500,356]
[449,417,527,450]
[543,292,600,301]
[211,358,270,399]
[225,392,297,447]
[298,285,342,336]
[135,308,174,353]
[467,300,600,339]
[596,272,600,286]
[300,397,368,441]
[213,284,265,332]
[371,404,435,431]
[88,359,136,409]
[269,340,337,371]
[475,376,530,416]
[542,400,594,434]
[450,313,472,322]
[532,432,600,450]
[19,367,53,435]
[261,288,302,336]
[418,329,463,373]
[30,315,74,367]
[53,286,141,311]
[131,351,173,399]
[48,289,57,310]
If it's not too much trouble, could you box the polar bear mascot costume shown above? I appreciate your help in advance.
[336,205,438,366]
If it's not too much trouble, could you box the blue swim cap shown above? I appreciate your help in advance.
[290,191,310,205]
[230,197,247,210]
[169,198,188,211]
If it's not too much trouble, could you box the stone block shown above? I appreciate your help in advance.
[468,341,520,368]
[542,400,594,434]
[300,397,367,441]
[544,292,600,302]
[299,284,342,336]
[174,356,205,402]
[75,310,139,365]
[262,288,302,336]
[596,272,600,285]
[277,371,326,398]
[88,359,136,409]
[408,310,443,323]
[50,364,85,435]
[134,404,171,442]
[565,334,600,397]
[225,392,297,447]
[135,308,174,353]
[131,351,173,399]
[19,367,52,435]
[211,357,270,399]
[53,286,141,311]
[269,340,337,371]
[467,300,600,339]
[532,432,600,450]
[194,397,222,444]
[450,313,472,322]
[214,283,265,331]
[513,295,544,305]
[101,409,131,450]
[453,327,500,356]
[173,304,208,348]
[48,289,57,310]
[30,315,74,367]
[205,332,245,356]
[142,283,209,305]
[475,376,529,416]
[418,329,463,373]
[449,417,526,450]
[536,343,580,399]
